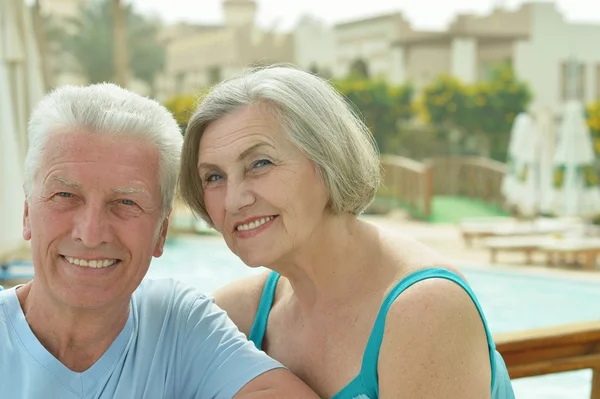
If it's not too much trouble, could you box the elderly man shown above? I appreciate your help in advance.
[0,84,318,399]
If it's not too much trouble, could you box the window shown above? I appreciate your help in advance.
[561,61,586,101]
[596,64,600,100]
[208,67,222,85]
[349,59,369,79]
[175,72,186,94]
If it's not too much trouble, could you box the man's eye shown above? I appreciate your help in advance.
[120,199,136,206]
[57,192,72,198]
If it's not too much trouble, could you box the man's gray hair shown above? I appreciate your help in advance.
[25,83,183,216]
[179,65,381,225]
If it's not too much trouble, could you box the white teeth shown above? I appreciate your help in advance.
[65,256,117,268]
[236,216,274,231]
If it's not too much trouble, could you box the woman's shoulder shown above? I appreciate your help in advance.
[376,269,492,397]
[378,278,491,398]
[212,271,272,337]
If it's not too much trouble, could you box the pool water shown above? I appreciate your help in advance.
[148,236,600,399]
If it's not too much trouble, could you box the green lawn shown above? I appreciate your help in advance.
[372,195,509,223]
[428,195,509,224]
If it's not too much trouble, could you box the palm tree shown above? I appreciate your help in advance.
[112,0,127,87]
[60,0,164,92]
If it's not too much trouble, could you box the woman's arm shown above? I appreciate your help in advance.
[212,272,270,337]
[378,277,492,399]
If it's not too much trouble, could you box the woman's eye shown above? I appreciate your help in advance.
[252,159,273,169]
[206,174,222,182]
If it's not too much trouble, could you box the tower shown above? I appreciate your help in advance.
[222,0,257,29]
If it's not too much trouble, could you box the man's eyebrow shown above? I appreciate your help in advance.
[51,176,82,188]
[113,187,147,195]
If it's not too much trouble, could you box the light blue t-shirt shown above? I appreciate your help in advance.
[0,278,283,399]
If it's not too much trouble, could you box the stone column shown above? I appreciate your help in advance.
[451,37,477,83]
[389,45,406,84]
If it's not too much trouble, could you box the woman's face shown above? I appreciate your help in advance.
[198,104,330,267]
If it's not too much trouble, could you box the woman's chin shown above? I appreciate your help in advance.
[236,252,274,269]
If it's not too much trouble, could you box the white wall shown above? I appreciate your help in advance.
[334,17,402,80]
[389,46,406,84]
[514,3,600,114]
[406,45,451,92]
[293,15,335,75]
[451,37,477,84]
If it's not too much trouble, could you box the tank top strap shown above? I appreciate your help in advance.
[248,271,281,350]
[359,267,497,396]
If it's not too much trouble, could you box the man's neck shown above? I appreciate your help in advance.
[16,281,130,372]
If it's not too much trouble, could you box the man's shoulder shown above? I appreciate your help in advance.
[133,278,211,312]
[132,278,217,330]
[135,277,203,297]
[0,286,19,321]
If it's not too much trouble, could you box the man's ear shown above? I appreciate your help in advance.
[23,200,32,241]
[153,214,170,258]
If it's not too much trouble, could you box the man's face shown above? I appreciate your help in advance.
[23,130,168,310]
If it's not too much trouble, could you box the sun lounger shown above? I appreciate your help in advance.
[482,236,557,264]
[459,217,584,246]
[0,261,34,283]
[538,238,600,270]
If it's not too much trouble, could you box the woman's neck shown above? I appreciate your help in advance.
[268,216,391,313]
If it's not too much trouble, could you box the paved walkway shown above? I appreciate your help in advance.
[364,210,600,283]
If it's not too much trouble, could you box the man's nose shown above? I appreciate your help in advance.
[71,201,112,248]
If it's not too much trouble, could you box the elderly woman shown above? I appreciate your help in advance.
[179,66,514,399]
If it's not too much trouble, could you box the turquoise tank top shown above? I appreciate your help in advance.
[249,268,515,399]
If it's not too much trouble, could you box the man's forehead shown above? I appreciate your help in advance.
[45,175,149,194]
[47,129,143,150]
[42,130,158,165]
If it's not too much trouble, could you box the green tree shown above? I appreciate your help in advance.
[60,0,164,91]
[471,65,532,135]
[420,65,531,161]
[587,100,600,155]
[334,80,415,153]
[419,74,471,131]
[163,94,199,133]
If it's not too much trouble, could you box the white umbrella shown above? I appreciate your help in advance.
[534,107,557,214]
[548,100,600,217]
[502,112,537,214]
[0,0,45,257]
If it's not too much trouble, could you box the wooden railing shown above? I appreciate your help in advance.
[379,155,434,218]
[428,156,507,208]
[495,321,600,398]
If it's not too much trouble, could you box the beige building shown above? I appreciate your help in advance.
[299,2,600,114]
[392,2,600,113]
[331,12,412,83]
[293,14,335,78]
[156,0,295,101]
[39,0,83,20]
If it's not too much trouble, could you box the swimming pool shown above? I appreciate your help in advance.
[148,236,600,399]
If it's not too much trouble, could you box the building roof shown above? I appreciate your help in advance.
[334,11,407,28]
[392,29,529,46]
